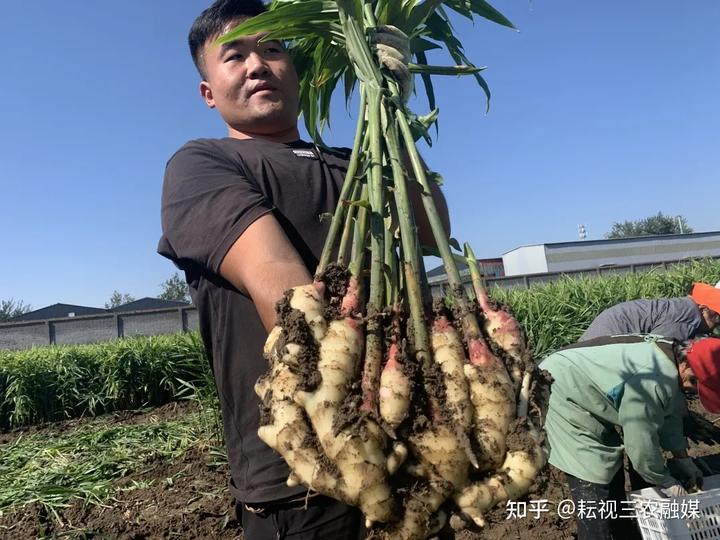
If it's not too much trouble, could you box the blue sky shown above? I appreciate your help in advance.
[2,1,718,309]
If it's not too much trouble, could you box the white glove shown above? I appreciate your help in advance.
[371,25,413,101]
[674,457,704,489]
[661,482,688,498]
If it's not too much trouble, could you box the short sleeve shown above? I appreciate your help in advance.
[159,140,273,273]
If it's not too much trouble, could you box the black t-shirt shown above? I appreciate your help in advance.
[157,137,350,503]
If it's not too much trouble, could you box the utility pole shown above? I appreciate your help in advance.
[677,216,685,234]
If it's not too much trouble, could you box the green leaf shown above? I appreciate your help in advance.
[421,245,467,265]
[218,2,339,45]
[408,63,485,75]
[404,0,444,35]
[415,50,436,112]
[425,11,491,109]
[417,108,440,130]
[410,37,442,54]
[427,171,445,186]
[468,0,516,30]
[375,0,404,26]
[442,0,474,20]
[408,108,440,145]
[343,69,358,108]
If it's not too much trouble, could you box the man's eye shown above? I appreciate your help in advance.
[226,53,244,62]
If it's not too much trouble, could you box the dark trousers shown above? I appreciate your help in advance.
[237,494,366,540]
[565,468,642,540]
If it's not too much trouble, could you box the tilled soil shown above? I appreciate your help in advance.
[1,400,719,539]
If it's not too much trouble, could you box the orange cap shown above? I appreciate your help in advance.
[689,283,720,314]
[686,338,720,413]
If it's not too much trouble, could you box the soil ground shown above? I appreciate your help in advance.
[0,401,718,540]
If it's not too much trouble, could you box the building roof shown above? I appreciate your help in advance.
[426,258,504,279]
[110,297,189,313]
[9,303,108,322]
[502,230,720,256]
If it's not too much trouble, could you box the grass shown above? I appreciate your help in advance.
[0,333,210,429]
[0,404,223,520]
[490,258,720,358]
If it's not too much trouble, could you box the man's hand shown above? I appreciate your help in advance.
[661,482,688,498]
[673,457,704,489]
[372,25,413,101]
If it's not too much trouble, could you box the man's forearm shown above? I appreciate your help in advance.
[219,214,314,333]
[246,261,313,331]
[402,152,451,247]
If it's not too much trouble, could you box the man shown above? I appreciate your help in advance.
[540,335,720,540]
[580,282,720,343]
[157,1,449,538]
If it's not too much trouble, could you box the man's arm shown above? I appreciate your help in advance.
[409,179,450,248]
[619,373,684,486]
[219,213,313,332]
[403,152,451,248]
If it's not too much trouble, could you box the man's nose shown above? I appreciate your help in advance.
[246,52,270,78]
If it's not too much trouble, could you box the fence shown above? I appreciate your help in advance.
[428,255,720,298]
[0,306,199,351]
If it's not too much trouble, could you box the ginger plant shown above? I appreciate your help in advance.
[222,1,549,538]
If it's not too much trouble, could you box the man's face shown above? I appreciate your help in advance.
[701,306,720,331]
[678,361,698,393]
[199,25,299,139]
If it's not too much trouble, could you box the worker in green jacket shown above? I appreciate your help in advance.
[540,335,720,540]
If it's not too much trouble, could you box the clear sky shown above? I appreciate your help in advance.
[2,1,718,309]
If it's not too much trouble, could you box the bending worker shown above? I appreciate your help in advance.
[540,335,720,540]
[580,282,720,342]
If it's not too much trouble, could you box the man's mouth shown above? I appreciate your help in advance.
[249,83,277,96]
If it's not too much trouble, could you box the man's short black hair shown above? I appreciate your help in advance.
[189,0,267,79]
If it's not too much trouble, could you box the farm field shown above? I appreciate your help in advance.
[2,398,718,540]
[1,261,719,539]
[0,399,574,540]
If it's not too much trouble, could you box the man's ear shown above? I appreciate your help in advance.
[199,81,216,109]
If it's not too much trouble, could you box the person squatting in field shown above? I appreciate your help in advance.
[579,282,720,495]
[157,1,448,538]
[540,335,720,540]
[580,282,720,343]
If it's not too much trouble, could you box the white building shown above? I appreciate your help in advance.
[502,231,720,276]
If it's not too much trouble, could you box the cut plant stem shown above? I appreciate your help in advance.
[317,87,367,275]
[338,180,363,266]
[349,183,370,304]
[361,86,386,417]
[395,109,484,344]
[382,100,431,375]
[464,242,486,303]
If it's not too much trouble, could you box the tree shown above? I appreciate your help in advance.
[105,291,136,309]
[605,212,693,239]
[158,272,190,303]
[0,299,32,322]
